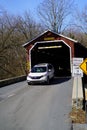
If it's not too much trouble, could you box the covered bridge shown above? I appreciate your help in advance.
[23,30,87,77]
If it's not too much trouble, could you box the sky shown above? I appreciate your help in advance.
[0,0,42,16]
[0,0,87,21]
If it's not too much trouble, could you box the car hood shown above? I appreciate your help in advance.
[28,72,47,77]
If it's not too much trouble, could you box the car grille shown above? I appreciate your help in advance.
[31,76,42,79]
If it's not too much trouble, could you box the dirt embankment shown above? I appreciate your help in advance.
[69,108,86,124]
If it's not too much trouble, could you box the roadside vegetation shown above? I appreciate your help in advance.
[0,0,87,80]
[0,11,44,79]
[69,108,86,124]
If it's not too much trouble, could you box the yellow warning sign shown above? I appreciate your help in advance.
[80,58,87,75]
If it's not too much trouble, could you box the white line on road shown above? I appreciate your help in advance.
[8,93,15,98]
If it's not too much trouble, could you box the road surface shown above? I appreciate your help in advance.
[0,78,73,130]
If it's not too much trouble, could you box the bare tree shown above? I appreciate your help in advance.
[0,10,44,79]
[16,11,44,41]
[0,12,24,79]
[76,6,87,34]
[38,0,75,33]
[68,5,87,47]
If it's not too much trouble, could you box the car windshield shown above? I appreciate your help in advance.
[31,66,46,73]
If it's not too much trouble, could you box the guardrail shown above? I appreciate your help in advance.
[0,75,26,88]
[71,78,86,130]
[72,77,83,109]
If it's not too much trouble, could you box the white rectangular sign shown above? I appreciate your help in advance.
[72,58,83,77]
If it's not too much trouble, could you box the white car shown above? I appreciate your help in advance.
[27,63,54,85]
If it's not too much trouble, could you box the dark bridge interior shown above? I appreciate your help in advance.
[31,41,71,77]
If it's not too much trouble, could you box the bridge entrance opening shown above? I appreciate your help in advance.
[30,41,71,77]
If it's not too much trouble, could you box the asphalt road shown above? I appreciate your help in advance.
[0,78,73,130]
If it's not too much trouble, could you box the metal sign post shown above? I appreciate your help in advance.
[76,77,78,109]
[85,101,87,123]
[79,58,87,123]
